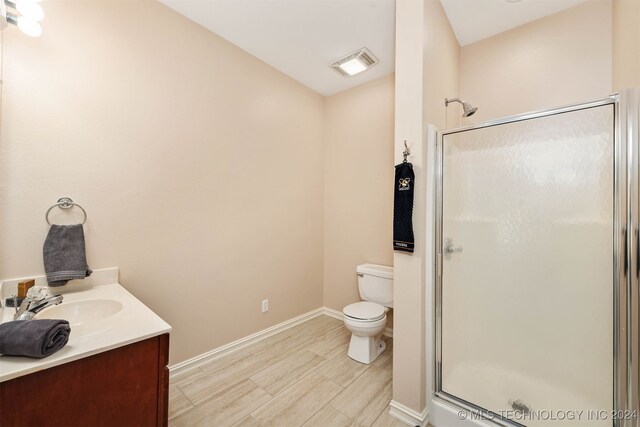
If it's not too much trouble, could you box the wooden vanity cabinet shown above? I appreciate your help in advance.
[0,333,169,427]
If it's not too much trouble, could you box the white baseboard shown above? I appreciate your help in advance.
[322,306,393,338]
[169,305,394,378]
[389,400,429,426]
[169,307,325,377]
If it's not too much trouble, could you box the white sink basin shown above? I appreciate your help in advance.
[36,299,123,326]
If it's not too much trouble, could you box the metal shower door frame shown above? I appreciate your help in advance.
[622,88,640,427]
[433,91,639,427]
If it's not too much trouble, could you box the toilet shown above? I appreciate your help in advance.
[343,264,393,364]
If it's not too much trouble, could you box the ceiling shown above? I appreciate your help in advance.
[159,0,591,96]
[440,0,590,46]
[158,0,396,96]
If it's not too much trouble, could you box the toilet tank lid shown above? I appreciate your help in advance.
[356,264,393,279]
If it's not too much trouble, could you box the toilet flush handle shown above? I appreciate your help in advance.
[357,273,364,277]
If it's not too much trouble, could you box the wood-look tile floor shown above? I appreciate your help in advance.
[169,315,406,427]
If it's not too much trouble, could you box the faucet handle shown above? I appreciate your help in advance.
[26,286,48,302]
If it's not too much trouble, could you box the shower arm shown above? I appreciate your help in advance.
[444,98,463,107]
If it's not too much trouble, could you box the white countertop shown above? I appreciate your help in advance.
[0,268,171,383]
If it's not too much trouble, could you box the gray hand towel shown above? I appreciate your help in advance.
[0,319,71,358]
[43,224,92,287]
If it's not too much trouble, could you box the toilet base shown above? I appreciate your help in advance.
[347,334,386,364]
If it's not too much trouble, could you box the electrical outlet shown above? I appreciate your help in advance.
[261,299,269,313]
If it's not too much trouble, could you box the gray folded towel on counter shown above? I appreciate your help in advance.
[0,320,71,358]
[43,224,92,287]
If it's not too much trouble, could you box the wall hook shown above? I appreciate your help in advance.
[402,140,411,163]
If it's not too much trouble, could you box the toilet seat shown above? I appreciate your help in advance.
[343,301,385,321]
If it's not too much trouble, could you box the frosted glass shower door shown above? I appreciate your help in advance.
[438,104,615,426]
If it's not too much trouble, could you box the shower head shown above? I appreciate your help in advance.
[445,98,478,117]
[462,102,478,117]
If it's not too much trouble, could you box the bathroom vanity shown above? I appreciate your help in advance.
[0,268,172,427]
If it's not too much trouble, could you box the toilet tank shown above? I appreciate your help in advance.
[356,264,393,308]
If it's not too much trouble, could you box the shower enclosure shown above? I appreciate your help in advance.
[433,89,640,427]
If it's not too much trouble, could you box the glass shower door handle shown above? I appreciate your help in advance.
[444,238,463,256]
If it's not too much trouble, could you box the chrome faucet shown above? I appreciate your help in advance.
[14,294,63,320]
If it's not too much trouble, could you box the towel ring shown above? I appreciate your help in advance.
[45,197,87,225]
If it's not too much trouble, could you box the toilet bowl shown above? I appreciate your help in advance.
[343,301,389,364]
[343,264,393,364]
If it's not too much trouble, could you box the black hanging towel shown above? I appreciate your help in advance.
[393,161,415,253]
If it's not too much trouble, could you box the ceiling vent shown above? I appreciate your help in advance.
[330,48,379,77]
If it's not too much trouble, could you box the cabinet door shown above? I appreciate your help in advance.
[0,334,169,427]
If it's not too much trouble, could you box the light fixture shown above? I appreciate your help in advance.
[15,0,44,21]
[1,0,44,37]
[330,48,378,77]
[9,14,41,36]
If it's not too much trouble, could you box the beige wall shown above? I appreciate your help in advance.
[613,0,640,90]
[423,1,461,130]
[391,0,460,418]
[0,0,326,364]
[392,0,425,416]
[460,0,612,124]
[323,75,395,320]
